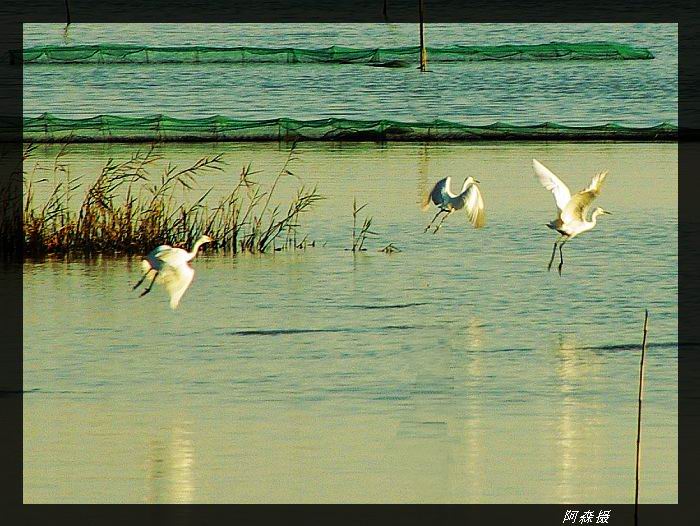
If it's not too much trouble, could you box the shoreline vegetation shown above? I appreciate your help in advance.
[19,143,323,258]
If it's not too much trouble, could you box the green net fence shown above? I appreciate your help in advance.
[12,42,654,65]
[19,114,677,142]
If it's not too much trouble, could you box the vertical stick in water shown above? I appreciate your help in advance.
[65,0,71,25]
[634,309,649,526]
[383,0,389,21]
[418,0,427,71]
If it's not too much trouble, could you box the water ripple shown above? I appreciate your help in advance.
[225,324,425,337]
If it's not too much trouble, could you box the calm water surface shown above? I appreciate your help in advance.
[24,142,677,503]
[21,23,677,125]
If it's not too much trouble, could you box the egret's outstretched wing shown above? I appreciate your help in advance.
[581,170,608,195]
[158,263,195,310]
[562,170,609,223]
[141,245,172,272]
[463,183,486,228]
[421,177,451,211]
[532,159,572,212]
[153,246,190,267]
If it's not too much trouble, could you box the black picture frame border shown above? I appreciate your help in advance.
[2,2,694,525]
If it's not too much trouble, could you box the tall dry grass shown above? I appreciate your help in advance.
[21,143,322,257]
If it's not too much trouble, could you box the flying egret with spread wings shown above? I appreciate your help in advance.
[532,159,611,275]
[421,176,485,233]
[132,235,213,309]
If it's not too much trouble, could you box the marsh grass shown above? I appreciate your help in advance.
[21,143,322,257]
[350,198,377,252]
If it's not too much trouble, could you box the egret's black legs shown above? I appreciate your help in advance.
[139,270,159,297]
[547,241,558,271]
[132,269,152,290]
[424,209,446,233]
[433,211,452,234]
[557,240,567,276]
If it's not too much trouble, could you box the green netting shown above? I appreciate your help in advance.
[12,42,654,65]
[20,114,678,142]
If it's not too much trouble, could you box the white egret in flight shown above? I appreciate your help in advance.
[421,176,485,233]
[132,235,213,309]
[532,159,611,275]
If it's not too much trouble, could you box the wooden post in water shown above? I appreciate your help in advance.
[418,0,427,71]
[634,309,649,526]
[62,0,72,43]
[383,0,388,21]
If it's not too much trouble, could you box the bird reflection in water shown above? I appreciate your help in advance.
[555,335,603,502]
[416,143,430,207]
[145,425,195,504]
[462,317,486,500]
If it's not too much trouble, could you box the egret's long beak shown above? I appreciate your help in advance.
[474,179,481,184]
[603,210,613,215]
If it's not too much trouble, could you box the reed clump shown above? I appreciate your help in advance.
[350,198,377,252]
[22,143,322,257]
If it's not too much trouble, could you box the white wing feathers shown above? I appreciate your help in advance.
[532,159,572,212]
[581,170,608,196]
[422,177,485,228]
[139,244,195,309]
[561,170,609,223]
[422,177,451,210]
[141,245,171,272]
[463,183,486,228]
[158,263,195,310]
[153,246,189,267]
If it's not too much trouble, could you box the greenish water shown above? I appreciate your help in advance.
[22,23,677,126]
[24,142,677,503]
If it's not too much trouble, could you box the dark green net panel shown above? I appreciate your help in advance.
[13,42,654,65]
[19,115,678,142]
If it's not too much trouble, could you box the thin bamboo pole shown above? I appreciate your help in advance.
[65,0,71,25]
[634,309,649,526]
[418,0,427,71]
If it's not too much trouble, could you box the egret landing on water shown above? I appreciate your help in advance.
[421,176,486,233]
[532,159,611,275]
[133,235,213,309]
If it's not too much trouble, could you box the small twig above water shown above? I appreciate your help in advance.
[379,243,401,253]
[634,309,649,526]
